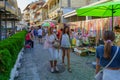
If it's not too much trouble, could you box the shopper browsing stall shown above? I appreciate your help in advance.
[96,31,120,80]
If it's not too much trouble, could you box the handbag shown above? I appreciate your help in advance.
[53,34,60,48]
[53,40,60,48]
[95,46,119,80]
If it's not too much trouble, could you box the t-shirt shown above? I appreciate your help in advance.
[33,29,38,35]
[26,33,31,40]
[57,30,62,39]
[96,45,120,68]
[38,29,43,36]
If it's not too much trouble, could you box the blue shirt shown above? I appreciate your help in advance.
[96,45,120,68]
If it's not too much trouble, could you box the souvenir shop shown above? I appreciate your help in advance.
[68,17,120,56]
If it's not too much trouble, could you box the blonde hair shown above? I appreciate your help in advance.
[48,27,53,36]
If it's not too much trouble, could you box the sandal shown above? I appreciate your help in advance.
[68,68,72,73]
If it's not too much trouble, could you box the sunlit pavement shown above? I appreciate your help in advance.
[15,40,95,80]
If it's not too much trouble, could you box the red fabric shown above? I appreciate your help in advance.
[57,30,62,39]
[25,44,31,48]
[26,33,31,40]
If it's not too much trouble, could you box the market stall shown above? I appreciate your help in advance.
[114,25,120,46]
[68,16,120,57]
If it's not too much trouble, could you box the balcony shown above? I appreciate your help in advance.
[24,16,30,21]
[24,10,30,15]
[48,4,59,13]
[0,1,17,15]
[34,15,42,22]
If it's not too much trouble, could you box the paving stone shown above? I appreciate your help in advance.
[15,40,96,80]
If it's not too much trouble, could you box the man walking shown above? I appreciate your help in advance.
[38,26,43,44]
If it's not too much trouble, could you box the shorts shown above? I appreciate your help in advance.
[61,47,70,49]
[103,69,120,80]
[38,35,42,38]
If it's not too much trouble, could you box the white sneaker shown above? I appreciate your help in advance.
[51,68,54,73]
[55,66,59,72]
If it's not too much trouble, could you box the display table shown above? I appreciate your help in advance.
[74,47,89,56]
[74,47,96,56]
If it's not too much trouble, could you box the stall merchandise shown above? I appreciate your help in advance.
[114,30,120,46]
[88,37,96,46]
[74,47,96,56]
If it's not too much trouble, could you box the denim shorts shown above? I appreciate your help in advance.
[103,69,120,80]
[38,35,42,38]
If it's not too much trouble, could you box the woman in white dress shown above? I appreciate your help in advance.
[46,27,59,73]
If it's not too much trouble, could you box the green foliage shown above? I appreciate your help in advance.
[0,74,9,80]
[0,49,12,73]
[0,30,27,80]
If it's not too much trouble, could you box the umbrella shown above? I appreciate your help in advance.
[76,1,120,31]
[42,22,50,27]
[50,22,55,28]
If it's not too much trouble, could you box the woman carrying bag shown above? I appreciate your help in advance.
[96,31,120,80]
[46,24,59,73]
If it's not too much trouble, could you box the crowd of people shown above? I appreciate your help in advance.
[25,23,73,73]
[25,23,120,80]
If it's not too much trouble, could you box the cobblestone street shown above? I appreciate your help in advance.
[15,40,96,80]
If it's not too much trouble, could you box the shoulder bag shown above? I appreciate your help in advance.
[53,34,60,48]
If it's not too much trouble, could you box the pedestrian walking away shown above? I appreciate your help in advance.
[38,26,43,44]
[33,28,38,39]
[96,30,120,80]
[25,31,34,48]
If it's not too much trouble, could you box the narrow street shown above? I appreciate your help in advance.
[0,0,120,80]
[15,40,95,80]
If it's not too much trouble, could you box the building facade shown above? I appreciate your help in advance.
[45,0,103,24]
[23,0,45,27]
[63,0,111,23]
[23,4,31,26]
[23,0,112,28]
[0,0,21,40]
